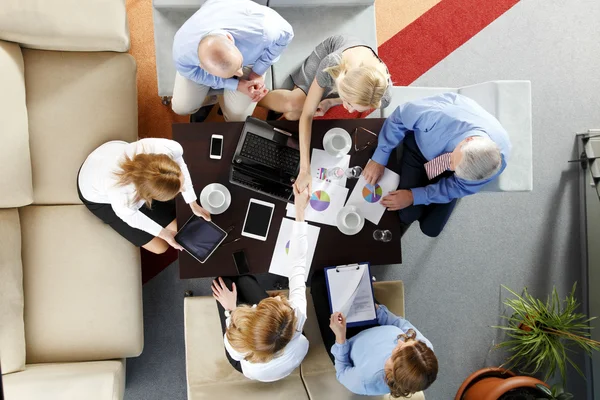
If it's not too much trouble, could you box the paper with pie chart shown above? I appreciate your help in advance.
[286,178,349,226]
[269,218,320,282]
[345,167,400,224]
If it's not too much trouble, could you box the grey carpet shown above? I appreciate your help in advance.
[125,0,600,398]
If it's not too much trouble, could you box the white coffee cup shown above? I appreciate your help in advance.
[330,134,347,152]
[343,211,361,230]
[207,190,225,209]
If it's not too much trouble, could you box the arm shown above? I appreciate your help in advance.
[177,63,237,91]
[330,342,369,395]
[371,102,434,166]
[376,305,434,350]
[410,174,484,206]
[108,189,164,237]
[252,22,294,76]
[297,79,326,188]
[286,221,308,318]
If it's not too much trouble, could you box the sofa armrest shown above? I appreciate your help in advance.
[0,0,130,52]
[3,360,125,400]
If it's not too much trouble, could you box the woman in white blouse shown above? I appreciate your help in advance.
[77,138,210,254]
[211,186,310,382]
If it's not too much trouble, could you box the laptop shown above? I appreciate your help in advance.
[230,117,300,203]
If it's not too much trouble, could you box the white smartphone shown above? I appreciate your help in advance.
[241,198,275,241]
[210,134,223,160]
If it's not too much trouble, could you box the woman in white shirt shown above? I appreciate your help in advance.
[77,138,210,254]
[211,186,310,382]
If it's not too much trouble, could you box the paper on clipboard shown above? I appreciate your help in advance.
[326,264,376,325]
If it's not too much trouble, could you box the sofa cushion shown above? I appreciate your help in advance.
[0,41,33,208]
[3,360,125,400]
[184,296,307,399]
[0,0,129,52]
[0,209,26,375]
[22,50,138,205]
[19,205,143,364]
[271,6,377,91]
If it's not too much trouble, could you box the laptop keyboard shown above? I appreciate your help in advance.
[240,132,300,175]
[230,168,293,203]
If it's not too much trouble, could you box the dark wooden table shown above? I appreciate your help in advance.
[174,119,402,279]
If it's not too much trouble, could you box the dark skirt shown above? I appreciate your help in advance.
[77,179,176,247]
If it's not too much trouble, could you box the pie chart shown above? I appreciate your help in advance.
[285,240,290,255]
[310,190,331,212]
[362,183,383,203]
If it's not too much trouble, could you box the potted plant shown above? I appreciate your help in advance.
[495,283,599,385]
[455,283,598,399]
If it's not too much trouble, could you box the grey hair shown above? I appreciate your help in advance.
[198,34,235,72]
[455,137,502,181]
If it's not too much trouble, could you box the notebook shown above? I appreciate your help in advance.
[324,263,377,327]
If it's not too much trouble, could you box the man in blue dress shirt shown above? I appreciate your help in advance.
[363,93,511,237]
[171,0,294,121]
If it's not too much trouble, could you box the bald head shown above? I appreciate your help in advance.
[198,34,244,78]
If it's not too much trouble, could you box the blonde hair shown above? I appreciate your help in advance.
[324,57,390,109]
[226,295,297,363]
[385,329,439,398]
[115,153,182,208]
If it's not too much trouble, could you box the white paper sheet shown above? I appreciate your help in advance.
[326,264,376,324]
[311,149,351,187]
[286,178,349,226]
[268,218,320,282]
[345,166,401,225]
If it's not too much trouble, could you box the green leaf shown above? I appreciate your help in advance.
[536,384,552,396]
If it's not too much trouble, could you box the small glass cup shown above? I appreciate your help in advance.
[373,229,392,242]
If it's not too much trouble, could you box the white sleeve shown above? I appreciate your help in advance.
[223,314,247,362]
[108,187,163,237]
[287,221,308,328]
[129,138,197,203]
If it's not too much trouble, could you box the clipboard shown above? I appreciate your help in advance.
[324,262,377,328]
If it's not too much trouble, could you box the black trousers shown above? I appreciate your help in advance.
[396,132,458,237]
[216,275,269,373]
[310,270,379,364]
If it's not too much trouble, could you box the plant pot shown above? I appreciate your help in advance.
[455,367,549,400]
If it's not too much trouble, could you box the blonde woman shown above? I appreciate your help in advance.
[258,35,392,192]
[77,138,210,254]
[211,186,310,381]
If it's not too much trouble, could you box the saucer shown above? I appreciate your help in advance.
[200,183,231,215]
[336,206,365,236]
[323,128,352,157]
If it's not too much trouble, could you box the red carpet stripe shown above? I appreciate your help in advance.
[379,0,520,86]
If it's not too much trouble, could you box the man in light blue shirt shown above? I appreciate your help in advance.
[363,93,511,237]
[171,0,293,121]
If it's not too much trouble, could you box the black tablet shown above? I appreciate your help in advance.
[175,216,227,263]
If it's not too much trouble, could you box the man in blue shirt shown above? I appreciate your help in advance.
[363,93,511,237]
[171,0,294,121]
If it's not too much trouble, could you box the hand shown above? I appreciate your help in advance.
[293,185,310,219]
[237,79,268,102]
[190,201,211,221]
[212,277,237,311]
[329,312,347,344]
[248,71,264,85]
[158,228,183,251]
[294,169,312,194]
[314,99,338,117]
[381,189,414,211]
[362,159,385,185]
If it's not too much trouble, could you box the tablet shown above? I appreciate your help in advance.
[241,199,275,241]
[175,216,228,263]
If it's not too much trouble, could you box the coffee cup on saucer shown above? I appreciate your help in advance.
[336,206,365,235]
[200,183,231,215]
[323,128,352,157]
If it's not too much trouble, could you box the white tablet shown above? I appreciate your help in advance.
[241,198,275,241]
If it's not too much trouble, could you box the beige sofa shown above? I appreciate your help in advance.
[0,1,143,399]
[184,281,426,400]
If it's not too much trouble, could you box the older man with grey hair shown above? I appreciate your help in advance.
[362,93,511,237]
[172,0,293,121]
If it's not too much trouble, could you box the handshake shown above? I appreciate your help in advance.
[237,71,269,102]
